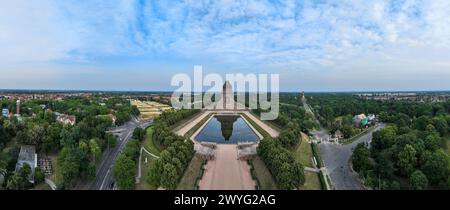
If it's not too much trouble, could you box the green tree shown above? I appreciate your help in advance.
[422,150,449,185]
[113,154,136,190]
[34,167,46,184]
[397,144,417,176]
[58,147,81,186]
[89,138,101,162]
[410,170,428,190]
[352,143,371,173]
[160,163,178,190]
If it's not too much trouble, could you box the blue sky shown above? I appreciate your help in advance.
[1,0,450,91]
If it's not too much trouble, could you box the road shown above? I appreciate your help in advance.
[87,117,153,190]
[302,99,384,190]
[318,123,385,190]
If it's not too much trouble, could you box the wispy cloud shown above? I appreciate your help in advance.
[0,0,450,91]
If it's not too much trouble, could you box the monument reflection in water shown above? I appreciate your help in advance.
[194,115,259,144]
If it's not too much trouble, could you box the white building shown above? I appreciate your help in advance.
[1,108,9,117]
[15,145,37,183]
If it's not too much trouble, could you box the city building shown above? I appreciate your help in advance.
[57,114,77,125]
[15,145,37,183]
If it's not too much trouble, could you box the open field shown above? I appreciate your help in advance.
[250,156,277,190]
[131,100,172,120]
[177,154,206,190]
[135,153,157,190]
[299,172,322,190]
[143,127,161,155]
[293,133,314,168]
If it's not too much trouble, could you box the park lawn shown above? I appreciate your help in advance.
[299,171,322,190]
[32,183,52,190]
[241,113,272,140]
[172,111,204,131]
[293,133,314,168]
[135,153,157,190]
[143,127,161,156]
[48,154,62,186]
[250,156,277,190]
[177,154,205,190]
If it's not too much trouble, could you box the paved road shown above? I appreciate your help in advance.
[318,123,385,190]
[87,117,153,190]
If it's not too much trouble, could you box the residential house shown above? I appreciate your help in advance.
[352,114,369,127]
[334,130,344,139]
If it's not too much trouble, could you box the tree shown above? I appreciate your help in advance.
[397,144,417,176]
[352,143,371,173]
[422,150,449,185]
[424,134,440,151]
[410,170,428,190]
[433,117,448,136]
[7,172,25,190]
[89,138,101,162]
[86,161,96,180]
[7,163,32,190]
[34,167,45,184]
[58,147,81,186]
[371,126,397,152]
[133,128,146,142]
[342,125,354,139]
[160,163,178,190]
[147,159,163,186]
[113,154,136,190]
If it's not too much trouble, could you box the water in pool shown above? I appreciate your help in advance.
[194,115,260,144]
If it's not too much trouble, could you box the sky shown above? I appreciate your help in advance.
[1,0,450,92]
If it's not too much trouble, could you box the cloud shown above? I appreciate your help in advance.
[0,0,449,90]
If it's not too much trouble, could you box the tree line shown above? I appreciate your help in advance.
[146,109,199,189]
[352,100,450,189]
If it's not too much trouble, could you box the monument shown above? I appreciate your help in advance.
[222,81,235,110]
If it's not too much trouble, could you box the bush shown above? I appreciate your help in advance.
[34,167,45,184]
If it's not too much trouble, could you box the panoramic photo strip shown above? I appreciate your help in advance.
[0,0,449,209]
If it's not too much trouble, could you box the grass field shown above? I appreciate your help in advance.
[299,172,322,190]
[250,156,277,190]
[48,154,62,186]
[135,153,157,190]
[241,113,272,140]
[177,154,205,190]
[293,133,314,168]
[143,127,161,155]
